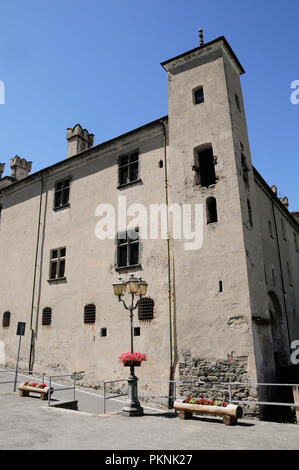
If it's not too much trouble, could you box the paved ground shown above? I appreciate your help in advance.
[1,369,299,450]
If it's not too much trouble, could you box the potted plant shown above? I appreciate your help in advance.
[118,352,147,367]
[174,395,243,425]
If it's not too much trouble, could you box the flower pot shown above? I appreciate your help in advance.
[123,362,141,367]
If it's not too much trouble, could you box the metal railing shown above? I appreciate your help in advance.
[103,379,128,414]
[48,374,77,407]
[103,378,202,414]
[198,381,299,409]
[0,369,15,387]
[103,377,299,416]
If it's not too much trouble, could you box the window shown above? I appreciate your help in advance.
[247,199,253,227]
[294,232,299,253]
[138,297,154,321]
[235,93,241,112]
[42,307,52,326]
[281,218,287,241]
[271,267,276,287]
[268,220,274,239]
[2,311,10,327]
[118,152,139,187]
[49,247,66,280]
[84,304,96,324]
[286,262,293,287]
[206,197,218,224]
[241,155,249,184]
[100,328,107,337]
[194,146,216,187]
[264,265,268,285]
[0,205,2,224]
[194,87,204,105]
[54,177,71,210]
[116,228,140,268]
[219,281,223,292]
[134,327,140,336]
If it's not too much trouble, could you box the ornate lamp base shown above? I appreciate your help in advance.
[122,368,144,417]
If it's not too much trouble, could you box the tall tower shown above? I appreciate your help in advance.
[161,36,271,402]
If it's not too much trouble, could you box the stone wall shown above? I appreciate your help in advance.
[178,351,259,417]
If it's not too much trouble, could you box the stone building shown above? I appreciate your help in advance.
[0,35,298,418]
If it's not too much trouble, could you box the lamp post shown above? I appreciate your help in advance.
[112,273,148,416]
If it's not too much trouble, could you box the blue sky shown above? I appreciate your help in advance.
[0,0,298,210]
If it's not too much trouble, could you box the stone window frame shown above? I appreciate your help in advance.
[53,176,72,211]
[117,150,142,189]
[48,247,67,282]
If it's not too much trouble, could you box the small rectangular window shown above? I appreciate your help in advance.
[118,152,139,187]
[281,218,287,241]
[134,327,140,336]
[49,247,66,280]
[194,87,204,105]
[54,178,71,210]
[100,328,107,337]
[2,312,11,328]
[268,220,274,239]
[294,232,299,253]
[235,93,241,112]
[286,262,293,287]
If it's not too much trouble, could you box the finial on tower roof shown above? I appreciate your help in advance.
[199,28,204,46]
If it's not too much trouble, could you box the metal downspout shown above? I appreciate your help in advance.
[29,176,44,373]
[160,119,174,407]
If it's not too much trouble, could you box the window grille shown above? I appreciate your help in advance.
[2,311,11,327]
[138,297,154,321]
[84,304,96,324]
[42,307,52,326]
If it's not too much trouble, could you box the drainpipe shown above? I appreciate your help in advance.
[160,119,174,407]
[29,176,44,373]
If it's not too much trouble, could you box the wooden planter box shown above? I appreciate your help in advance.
[18,384,53,400]
[174,399,243,425]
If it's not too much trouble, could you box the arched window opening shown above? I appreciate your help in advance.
[42,307,52,326]
[206,197,218,224]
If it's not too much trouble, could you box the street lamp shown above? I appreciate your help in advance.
[112,273,148,416]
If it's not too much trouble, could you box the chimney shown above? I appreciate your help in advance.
[280,196,289,210]
[66,124,94,158]
[0,163,5,179]
[271,185,278,196]
[10,156,32,180]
